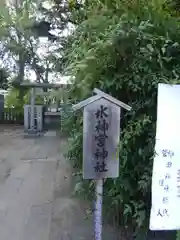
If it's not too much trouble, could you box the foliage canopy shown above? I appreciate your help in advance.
[61,0,180,236]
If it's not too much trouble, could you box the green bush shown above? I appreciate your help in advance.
[60,103,74,134]
[62,0,180,235]
[5,87,29,113]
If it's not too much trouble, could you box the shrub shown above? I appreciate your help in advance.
[62,0,180,235]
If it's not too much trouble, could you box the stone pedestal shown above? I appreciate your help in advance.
[24,105,43,133]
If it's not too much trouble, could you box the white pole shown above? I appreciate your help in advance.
[94,179,103,240]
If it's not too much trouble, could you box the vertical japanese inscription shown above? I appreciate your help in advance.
[94,105,109,173]
[83,98,120,179]
[156,149,174,218]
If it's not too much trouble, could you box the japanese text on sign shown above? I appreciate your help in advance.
[150,83,180,230]
[156,149,174,218]
[94,105,109,173]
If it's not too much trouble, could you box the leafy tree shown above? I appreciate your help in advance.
[0,0,77,87]
[60,0,180,237]
[0,0,60,85]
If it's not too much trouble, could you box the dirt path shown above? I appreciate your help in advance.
[0,126,119,240]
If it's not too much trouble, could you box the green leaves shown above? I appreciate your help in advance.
[176,231,180,240]
[60,0,180,237]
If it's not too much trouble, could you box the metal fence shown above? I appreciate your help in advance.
[0,108,24,124]
[0,104,73,127]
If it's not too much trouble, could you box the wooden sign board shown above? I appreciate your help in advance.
[83,98,120,179]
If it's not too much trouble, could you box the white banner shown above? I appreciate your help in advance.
[150,83,180,230]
